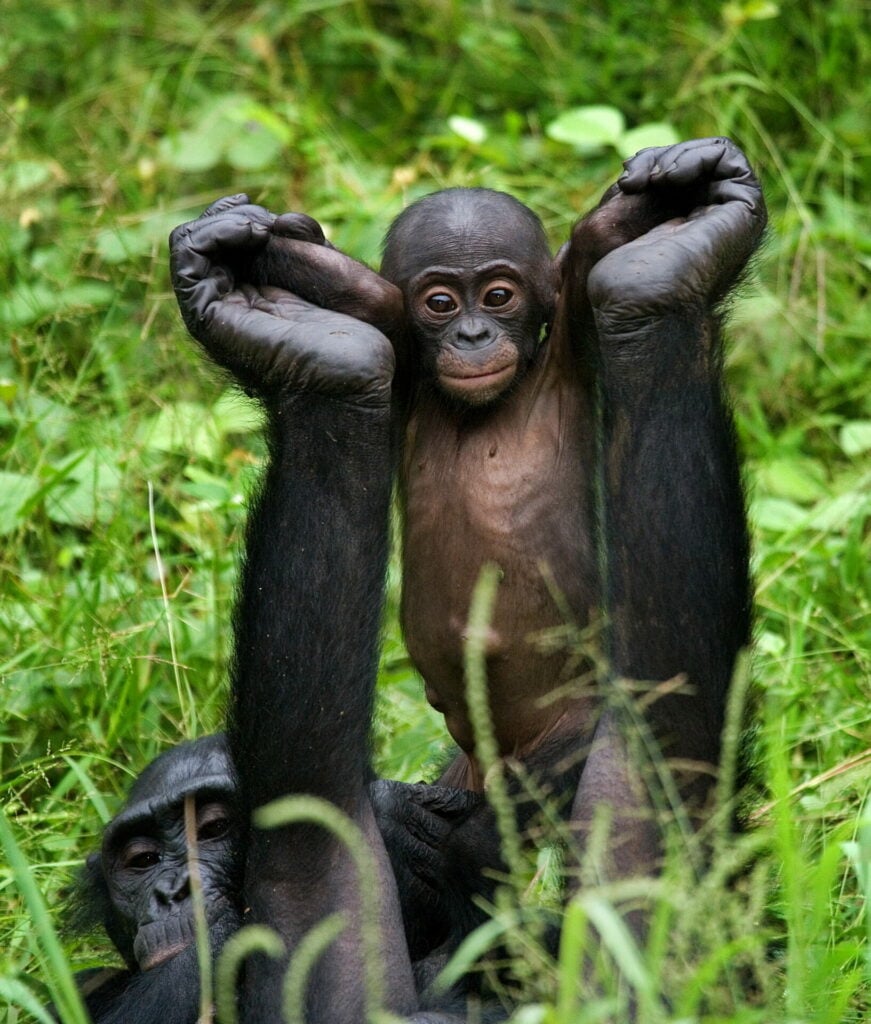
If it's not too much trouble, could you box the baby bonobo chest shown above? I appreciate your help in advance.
[400,373,599,762]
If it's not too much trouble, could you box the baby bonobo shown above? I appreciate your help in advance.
[187,138,765,938]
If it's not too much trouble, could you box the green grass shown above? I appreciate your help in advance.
[1,1,869,1020]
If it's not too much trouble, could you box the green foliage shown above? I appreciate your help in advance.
[0,0,868,1020]
[545,106,680,159]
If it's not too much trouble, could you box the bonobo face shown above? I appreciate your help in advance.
[98,736,238,972]
[381,188,556,406]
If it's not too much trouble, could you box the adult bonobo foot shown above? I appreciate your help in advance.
[581,137,767,322]
[169,194,395,404]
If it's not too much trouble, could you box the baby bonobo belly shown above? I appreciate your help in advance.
[400,372,600,786]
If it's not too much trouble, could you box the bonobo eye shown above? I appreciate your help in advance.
[424,292,458,314]
[120,840,161,871]
[483,287,512,307]
[481,279,518,309]
[197,802,231,843]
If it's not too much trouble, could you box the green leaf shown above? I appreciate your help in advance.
[807,490,868,533]
[723,0,780,26]
[140,401,222,460]
[225,124,285,171]
[617,122,680,158]
[0,158,58,198]
[0,281,113,327]
[140,394,261,461]
[745,0,780,19]
[752,496,807,531]
[158,128,222,172]
[158,94,291,173]
[94,211,184,264]
[28,393,75,444]
[545,105,625,152]
[757,456,828,503]
[44,449,123,528]
[212,390,263,435]
[448,116,487,145]
[839,420,871,456]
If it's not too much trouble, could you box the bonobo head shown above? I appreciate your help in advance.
[72,735,239,973]
[381,188,556,406]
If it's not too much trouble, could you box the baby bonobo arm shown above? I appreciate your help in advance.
[251,211,405,338]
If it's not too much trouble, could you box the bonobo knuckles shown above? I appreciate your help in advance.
[586,137,766,324]
[169,196,394,406]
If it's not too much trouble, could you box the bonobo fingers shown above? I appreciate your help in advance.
[201,193,252,217]
[371,781,483,884]
[272,211,334,248]
[169,202,394,404]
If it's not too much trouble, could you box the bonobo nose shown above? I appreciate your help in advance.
[155,869,191,905]
[453,318,495,350]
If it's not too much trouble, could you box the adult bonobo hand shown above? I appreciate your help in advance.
[169,194,394,404]
[583,138,767,322]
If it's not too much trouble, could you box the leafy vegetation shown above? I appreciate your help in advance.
[1,0,868,1020]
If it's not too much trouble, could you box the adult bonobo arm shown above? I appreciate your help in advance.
[564,139,765,878]
[372,780,496,964]
[170,196,417,1023]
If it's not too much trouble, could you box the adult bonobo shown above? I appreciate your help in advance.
[67,735,241,1024]
[67,733,485,1022]
[226,136,765,886]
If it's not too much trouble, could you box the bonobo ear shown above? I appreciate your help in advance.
[67,850,139,969]
[69,853,107,922]
[67,851,111,937]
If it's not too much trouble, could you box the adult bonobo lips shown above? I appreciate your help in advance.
[133,916,195,971]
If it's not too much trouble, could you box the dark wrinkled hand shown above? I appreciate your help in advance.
[371,780,482,888]
[169,195,394,404]
[585,138,766,320]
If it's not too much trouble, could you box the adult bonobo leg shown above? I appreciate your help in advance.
[169,197,480,1024]
[563,137,765,882]
[67,735,241,1024]
[66,732,495,1022]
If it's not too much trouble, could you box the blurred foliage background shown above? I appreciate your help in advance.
[0,1,869,1020]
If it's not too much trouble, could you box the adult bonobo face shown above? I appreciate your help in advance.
[381,188,557,406]
[92,735,238,972]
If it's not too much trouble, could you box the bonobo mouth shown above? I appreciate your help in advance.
[439,361,517,403]
[134,915,196,971]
